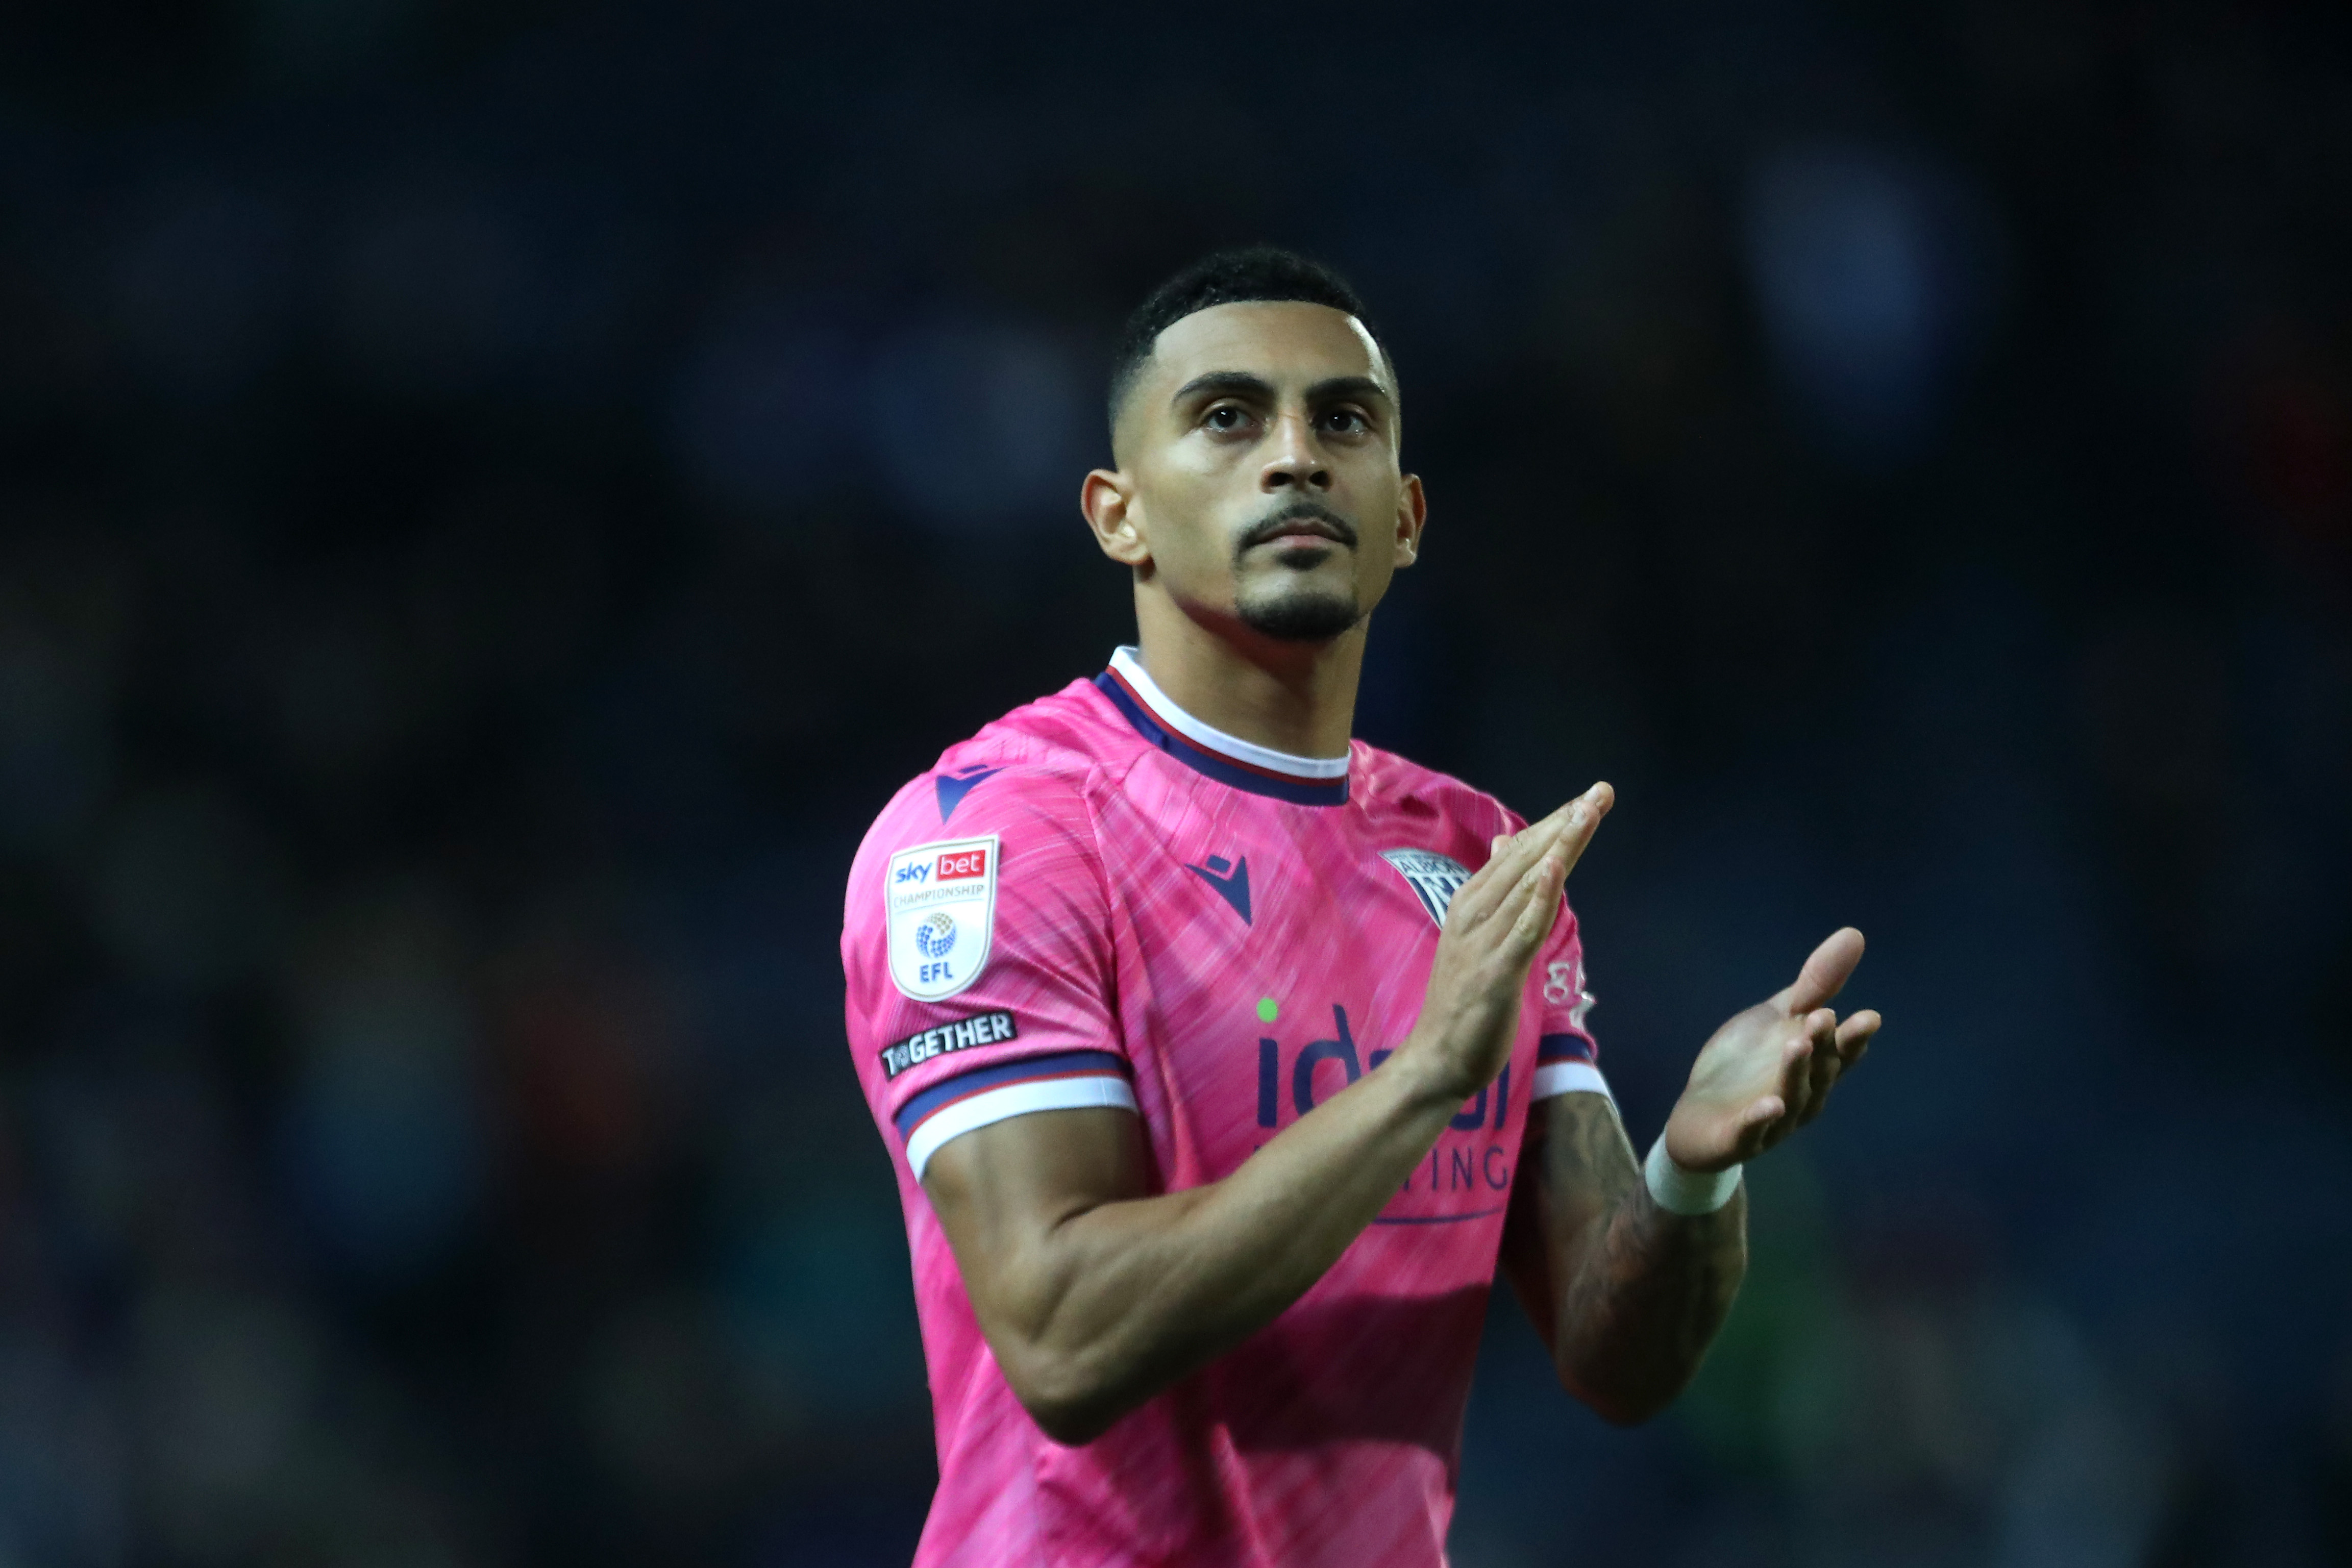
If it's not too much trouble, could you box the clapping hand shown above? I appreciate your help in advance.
[1661,928,1881,1173]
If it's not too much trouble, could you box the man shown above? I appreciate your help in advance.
[840,247,1881,1567]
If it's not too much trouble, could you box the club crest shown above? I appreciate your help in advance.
[1380,849,1472,929]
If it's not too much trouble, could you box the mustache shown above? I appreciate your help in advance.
[1235,502,1360,553]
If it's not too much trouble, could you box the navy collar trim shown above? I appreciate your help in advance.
[1094,668,1351,807]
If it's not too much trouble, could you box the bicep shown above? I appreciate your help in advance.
[920,1105,1152,1331]
[1498,1091,1639,1338]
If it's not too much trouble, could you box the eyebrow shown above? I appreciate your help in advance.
[1171,370,1275,406]
[1303,375,1394,411]
[1168,370,1396,411]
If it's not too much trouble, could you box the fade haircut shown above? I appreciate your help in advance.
[1106,245,1396,444]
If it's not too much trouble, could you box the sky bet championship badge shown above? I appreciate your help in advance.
[1380,848,1473,929]
[886,835,1000,1001]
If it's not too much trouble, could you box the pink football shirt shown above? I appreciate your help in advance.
[841,648,1610,1568]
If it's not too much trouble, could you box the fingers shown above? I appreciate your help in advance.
[1779,927,1865,1016]
[1835,1009,1881,1066]
[1490,789,1609,958]
[1787,1008,1884,1129]
[1734,1095,1785,1160]
[1447,783,1613,933]
[1796,1008,1840,1125]
[1764,1006,1841,1129]
[1502,844,1569,956]
[1551,781,1613,880]
[1445,828,1546,933]
[1690,991,1885,1171]
[1775,1029,1818,1125]
[1449,815,1558,927]
[1504,786,1608,885]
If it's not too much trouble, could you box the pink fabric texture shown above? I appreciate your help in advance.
[841,656,1606,1568]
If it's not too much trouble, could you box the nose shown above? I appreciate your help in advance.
[1259,411,1332,493]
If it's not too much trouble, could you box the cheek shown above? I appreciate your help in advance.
[1141,471,1244,567]
[1140,503,1237,588]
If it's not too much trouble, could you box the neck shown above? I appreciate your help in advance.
[1129,589,1363,760]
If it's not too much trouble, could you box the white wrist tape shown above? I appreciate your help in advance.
[1644,1134,1742,1215]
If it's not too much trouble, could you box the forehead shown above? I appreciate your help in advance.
[1146,301,1390,399]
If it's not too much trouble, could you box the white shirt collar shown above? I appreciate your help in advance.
[1108,646,1351,780]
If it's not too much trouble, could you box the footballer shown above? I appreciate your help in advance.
[840,248,1883,1567]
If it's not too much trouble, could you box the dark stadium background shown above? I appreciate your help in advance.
[2,3,2348,1564]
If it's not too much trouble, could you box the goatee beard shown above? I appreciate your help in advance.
[1236,587,1364,643]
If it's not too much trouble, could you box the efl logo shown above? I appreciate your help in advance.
[885,834,999,1003]
[936,848,988,881]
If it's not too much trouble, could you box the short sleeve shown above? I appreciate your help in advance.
[841,766,1134,1179]
[1528,902,1610,1103]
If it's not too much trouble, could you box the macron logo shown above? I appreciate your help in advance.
[1184,854,1252,925]
[934,765,1002,824]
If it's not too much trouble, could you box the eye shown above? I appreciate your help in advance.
[1204,404,1254,432]
[1321,408,1372,435]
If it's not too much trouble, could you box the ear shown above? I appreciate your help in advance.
[1391,473,1428,569]
[1082,468,1152,568]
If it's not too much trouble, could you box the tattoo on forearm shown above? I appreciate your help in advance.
[1538,1098,1746,1420]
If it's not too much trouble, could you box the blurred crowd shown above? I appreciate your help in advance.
[1,3,2347,1565]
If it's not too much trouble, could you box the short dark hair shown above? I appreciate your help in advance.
[1106,246,1393,442]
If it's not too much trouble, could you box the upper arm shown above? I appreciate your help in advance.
[845,768,1152,1345]
[921,1104,1151,1338]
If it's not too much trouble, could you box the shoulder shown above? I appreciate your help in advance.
[1349,740,1527,840]
[846,679,1134,915]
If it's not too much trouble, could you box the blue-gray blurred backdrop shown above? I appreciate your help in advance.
[1,3,2348,1564]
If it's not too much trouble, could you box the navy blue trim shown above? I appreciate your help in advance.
[892,1049,1129,1141]
[1537,1033,1596,1063]
[1094,672,1349,807]
[935,766,1002,824]
[1371,1205,1509,1226]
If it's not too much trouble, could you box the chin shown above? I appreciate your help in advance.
[1235,586,1365,644]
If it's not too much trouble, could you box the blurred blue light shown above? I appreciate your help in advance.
[863,316,1090,536]
[1745,145,2001,464]
[282,977,484,1278]
[333,185,548,394]
[108,183,300,402]
[670,296,866,511]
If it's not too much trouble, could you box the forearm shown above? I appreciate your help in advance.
[1551,1183,1747,1424]
[973,1050,1466,1441]
[1529,924,1887,1423]
[1504,1093,1748,1425]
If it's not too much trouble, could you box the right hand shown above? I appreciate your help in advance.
[1400,783,1614,1102]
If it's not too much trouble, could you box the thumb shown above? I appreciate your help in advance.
[1779,928,1865,1015]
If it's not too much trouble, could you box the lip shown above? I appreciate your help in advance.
[1253,519,1351,547]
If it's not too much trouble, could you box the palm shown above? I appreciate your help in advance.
[1663,929,1881,1173]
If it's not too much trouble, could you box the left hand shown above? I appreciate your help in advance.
[1662,928,1882,1174]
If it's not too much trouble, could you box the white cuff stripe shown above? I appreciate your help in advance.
[905,1076,1139,1180]
[1529,1061,1613,1101]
